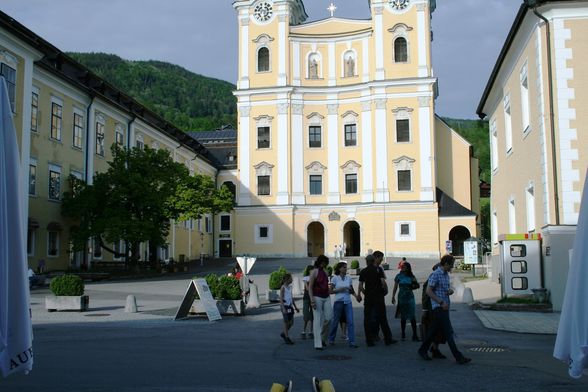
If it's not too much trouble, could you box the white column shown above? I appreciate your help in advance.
[276,102,290,205]
[417,4,429,78]
[374,6,385,80]
[418,96,434,201]
[291,102,305,204]
[374,98,388,202]
[86,106,96,185]
[328,42,336,86]
[362,37,370,83]
[238,105,251,206]
[361,100,374,202]
[293,42,301,86]
[239,16,250,89]
[278,14,288,86]
[327,103,340,204]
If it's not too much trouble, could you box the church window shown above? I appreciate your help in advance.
[309,126,322,148]
[257,175,270,196]
[257,47,270,72]
[397,170,411,191]
[344,124,357,146]
[394,37,408,63]
[345,173,358,194]
[257,126,270,149]
[0,62,16,112]
[396,119,410,142]
[51,102,62,141]
[309,175,322,195]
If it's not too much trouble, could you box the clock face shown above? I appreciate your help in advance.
[253,2,273,22]
[390,0,410,10]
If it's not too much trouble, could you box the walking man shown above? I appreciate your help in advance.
[418,254,471,364]
[357,251,397,346]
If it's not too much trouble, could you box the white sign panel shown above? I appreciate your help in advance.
[194,279,222,321]
[464,241,479,265]
[236,257,256,274]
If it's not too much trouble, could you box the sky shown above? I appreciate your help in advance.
[0,0,521,119]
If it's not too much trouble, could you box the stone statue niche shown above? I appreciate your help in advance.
[344,53,355,77]
[308,54,320,79]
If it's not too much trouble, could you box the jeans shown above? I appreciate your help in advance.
[328,301,355,345]
[419,307,464,360]
[363,298,393,344]
[312,296,332,348]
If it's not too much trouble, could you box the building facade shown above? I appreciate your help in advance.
[477,0,588,310]
[0,11,218,271]
[231,0,479,259]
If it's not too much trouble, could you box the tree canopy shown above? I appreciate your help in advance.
[62,146,234,264]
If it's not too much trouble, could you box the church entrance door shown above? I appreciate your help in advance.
[343,221,361,257]
[307,222,325,257]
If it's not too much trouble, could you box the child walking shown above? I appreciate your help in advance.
[280,273,299,345]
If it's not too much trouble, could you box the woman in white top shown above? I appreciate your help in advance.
[327,262,360,347]
[279,273,299,344]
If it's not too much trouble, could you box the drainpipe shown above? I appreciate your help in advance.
[527,0,560,225]
[84,96,95,183]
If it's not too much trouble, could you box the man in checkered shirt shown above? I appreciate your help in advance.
[418,254,471,364]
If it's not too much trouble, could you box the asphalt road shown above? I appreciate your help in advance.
[2,258,587,391]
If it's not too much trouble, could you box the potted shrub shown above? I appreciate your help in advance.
[192,273,245,315]
[267,266,289,302]
[45,274,89,311]
[349,259,361,275]
[381,260,390,270]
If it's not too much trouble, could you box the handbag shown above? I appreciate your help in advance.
[411,278,420,290]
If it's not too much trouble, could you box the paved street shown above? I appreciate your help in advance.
[2,258,587,391]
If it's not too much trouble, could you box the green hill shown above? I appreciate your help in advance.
[67,52,237,131]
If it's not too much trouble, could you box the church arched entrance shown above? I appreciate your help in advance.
[448,226,471,257]
[343,221,361,257]
[307,222,325,257]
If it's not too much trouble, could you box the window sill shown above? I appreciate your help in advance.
[50,138,63,145]
[343,144,358,148]
[47,198,62,203]
[72,146,83,152]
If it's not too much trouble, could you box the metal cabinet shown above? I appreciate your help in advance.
[499,234,542,296]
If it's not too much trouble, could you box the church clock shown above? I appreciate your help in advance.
[390,0,410,10]
[253,2,274,22]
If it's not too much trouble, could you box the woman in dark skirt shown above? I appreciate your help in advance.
[392,262,420,341]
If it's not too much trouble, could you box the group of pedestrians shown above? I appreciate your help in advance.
[277,252,471,365]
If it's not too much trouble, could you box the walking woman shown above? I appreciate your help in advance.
[308,255,332,350]
[328,262,360,347]
[301,264,315,338]
[391,261,420,341]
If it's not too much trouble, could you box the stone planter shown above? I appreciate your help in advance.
[45,295,89,312]
[266,289,280,302]
[191,299,246,316]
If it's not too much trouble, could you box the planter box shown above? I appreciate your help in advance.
[191,299,246,316]
[45,295,89,312]
[266,289,280,302]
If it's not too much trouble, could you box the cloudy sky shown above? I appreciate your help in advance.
[1,0,521,119]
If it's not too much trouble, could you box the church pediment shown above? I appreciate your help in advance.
[393,156,415,170]
[340,160,361,174]
[305,161,327,174]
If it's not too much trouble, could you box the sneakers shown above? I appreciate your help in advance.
[456,356,472,365]
[281,333,294,345]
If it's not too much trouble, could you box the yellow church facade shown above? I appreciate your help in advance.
[230,0,479,259]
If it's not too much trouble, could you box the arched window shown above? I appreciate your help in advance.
[394,37,408,63]
[257,47,270,72]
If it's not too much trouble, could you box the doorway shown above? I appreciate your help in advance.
[343,221,361,257]
[307,222,325,257]
[448,226,471,257]
[219,240,232,257]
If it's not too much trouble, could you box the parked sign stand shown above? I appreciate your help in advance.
[464,237,480,277]
[174,279,222,321]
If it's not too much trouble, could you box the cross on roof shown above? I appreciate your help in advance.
[327,2,337,17]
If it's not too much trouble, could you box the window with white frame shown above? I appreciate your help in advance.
[0,60,16,112]
[341,160,360,195]
[136,134,144,149]
[31,91,39,132]
[48,231,59,257]
[50,101,62,141]
[48,164,61,201]
[393,107,413,143]
[508,198,516,234]
[113,240,125,260]
[342,111,358,147]
[490,119,498,172]
[395,221,416,241]
[393,156,415,192]
[205,216,211,233]
[306,161,326,196]
[95,115,105,156]
[220,215,231,231]
[520,63,530,133]
[255,224,273,244]
[394,37,408,63]
[254,115,272,149]
[73,112,83,149]
[526,184,535,232]
[29,158,37,195]
[504,94,512,153]
[255,161,274,196]
[309,126,322,148]
[115,124,124,147]
[492,210,498,245]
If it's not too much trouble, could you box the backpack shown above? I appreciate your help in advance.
[421,278,432,311]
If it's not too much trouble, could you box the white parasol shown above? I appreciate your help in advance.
[0,76,33,377]
[554,170,588,378]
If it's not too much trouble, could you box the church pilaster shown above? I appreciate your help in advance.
[418,96,434,201]
[361,98,374,203]
[238,105,252,206]
[374,97,389,202]
[327,102,340,204]
[291,102,305,204]
[276,101,290,205]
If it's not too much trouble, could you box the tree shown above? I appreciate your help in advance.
[62,146,193,265]
[170,175,235,222]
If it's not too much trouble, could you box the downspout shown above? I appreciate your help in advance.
[82,96,94,269]
[530,2,560,225]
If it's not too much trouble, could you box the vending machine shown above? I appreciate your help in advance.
[498,234,542,296]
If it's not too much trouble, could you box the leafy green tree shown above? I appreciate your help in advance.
[63,145,234,265]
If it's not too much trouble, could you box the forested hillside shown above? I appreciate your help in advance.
[68,52,237,131]
[68,53,490,181]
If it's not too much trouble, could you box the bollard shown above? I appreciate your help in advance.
[246,283,261,309]
[292,276,303,297]
[462,287,474,304]
[125,294,138,313]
